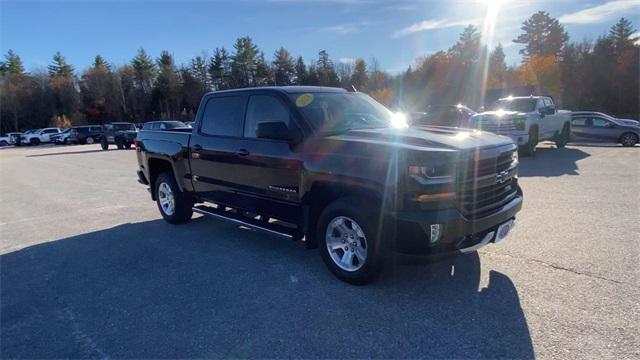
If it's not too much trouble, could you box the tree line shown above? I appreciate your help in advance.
[1,12,638,133]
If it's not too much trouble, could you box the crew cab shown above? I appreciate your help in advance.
[21,128,62,145]
[135,86,523,284]
[470,96,572,156]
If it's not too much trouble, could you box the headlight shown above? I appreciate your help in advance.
[511,151,519,167]
[513,117,526,130]
[408,163,455,183]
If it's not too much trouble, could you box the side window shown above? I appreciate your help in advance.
[142,123,152,130]
[244,95,291,138]
[152,123,161,130]
[572,118,587,127]
[536,99,545,110]
[91,126,101,132]
[200,96,243,137]
[44,129,58,134]
[592,118,611,128]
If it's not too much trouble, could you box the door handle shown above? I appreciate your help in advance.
[192,144,202,151]
[236,148,250,156]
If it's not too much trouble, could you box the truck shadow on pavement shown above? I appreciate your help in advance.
[518,145,589,177]
[1,218,534,359]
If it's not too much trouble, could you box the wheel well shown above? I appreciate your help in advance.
[619,132,639,143]
[148,158,174,200]
[303,182,382,247]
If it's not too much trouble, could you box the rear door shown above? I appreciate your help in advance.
[232,93,304,222]
[189,94,247,204]
[571,117,589,141]
[541,98,556,138]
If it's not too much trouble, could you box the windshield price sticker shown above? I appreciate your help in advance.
[296,93,314,107]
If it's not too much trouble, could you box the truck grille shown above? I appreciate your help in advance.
[473,116,516,133]
[457,149,518,219]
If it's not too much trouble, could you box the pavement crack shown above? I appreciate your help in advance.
[480,250,630,287]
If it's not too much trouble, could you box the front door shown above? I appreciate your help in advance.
[233,94,304,223]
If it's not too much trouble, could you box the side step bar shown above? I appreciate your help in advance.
[192,205,301,240]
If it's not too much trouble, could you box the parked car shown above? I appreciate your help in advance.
[571,112,639,147]
[100,122,137,150]
[470,96,572,156]
[69,125,103,144]
[14,130,35,146]
[142,121,189,130]
[135,86,523,284]
[21,128,62,145]
[50,128,72,144]
[410,104,476,128]
[0,132,22,146]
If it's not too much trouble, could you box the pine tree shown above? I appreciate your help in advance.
[1,49,26,76]
[294,56,307,85]
[487,44,507,89]
[231,36,259,87]
[316,50,339,86]
[449,25,481,64]
[608,18,637,55]
[351,58,368,91]
[131,48,156,93]
[93,55,110,71]
[208,47,231,90]
[153,51,180,118]
[513,11,568,60]
[190,55,209,90]
[48,51,74,78]
[272,47,295,86]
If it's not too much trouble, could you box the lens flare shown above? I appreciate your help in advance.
[391,112,409,128]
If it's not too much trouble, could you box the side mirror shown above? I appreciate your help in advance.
[256,122,301,143]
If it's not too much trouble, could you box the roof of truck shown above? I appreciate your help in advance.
[206,86,347,95]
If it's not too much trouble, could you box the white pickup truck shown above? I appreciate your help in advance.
[470,96,571,156]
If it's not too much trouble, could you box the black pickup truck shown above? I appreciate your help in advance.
[135,86,523,284]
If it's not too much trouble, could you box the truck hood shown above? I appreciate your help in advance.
[323,126,513,151]
[474,110,526,118]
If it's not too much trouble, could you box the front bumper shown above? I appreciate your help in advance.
[499,132,529,146]
[389,193,523,255]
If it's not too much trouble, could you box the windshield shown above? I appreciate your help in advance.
[489,98,537,113]
[164,121,187,129]
[113,123,136,131]
[289,92,394,133]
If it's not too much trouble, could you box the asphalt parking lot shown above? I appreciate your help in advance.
[1,142,638,359]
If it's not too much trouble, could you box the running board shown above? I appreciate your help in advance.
[192,205,299,240]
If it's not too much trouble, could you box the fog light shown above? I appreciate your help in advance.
[430,224,442,244]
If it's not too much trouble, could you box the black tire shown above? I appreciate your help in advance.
[555,123,570,148]
[85,136,95,144]
[0,140,8,147]
[116,139,124,149]
[519,127,538,157]
[155,172,194,224]
[620,132,638,147]
[317,197,384,285]
[101,139,109,150]
[31,138,40,146]
[123,141,132,149]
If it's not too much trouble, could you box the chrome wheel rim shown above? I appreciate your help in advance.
[325,216,367,272]
[86,137,94,144]
[158,182,175,216]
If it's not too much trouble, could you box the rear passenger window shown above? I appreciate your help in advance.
[200,96,243,137]
[572,118,587,126]
[244,95,290,138]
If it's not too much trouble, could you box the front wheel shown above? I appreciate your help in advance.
[101,140,108,150]
[155,172,193,224]
[31,138,40,146]
[519,128,538,157]
[555,123,570,148]
[317,197,384,285]
[85,136,95,144]
[620,133,638,147]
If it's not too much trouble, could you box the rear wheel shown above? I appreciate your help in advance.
[317,197,384,285]
[101,139,108,150]
[31,138,40,146]
[85,136,95,144]
[620,133,638,147]
[0,140,8,147]
[555,123,570,148]
[519,128,538,157]
[155,172,193,224]
[123,141,132,149]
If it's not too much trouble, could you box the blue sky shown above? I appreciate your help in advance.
[1,0,639,73]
